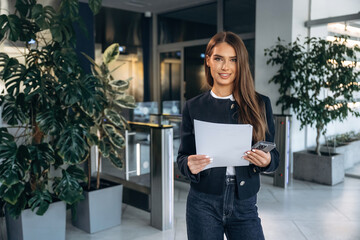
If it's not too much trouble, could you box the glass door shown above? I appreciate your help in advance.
[160,51,182,115]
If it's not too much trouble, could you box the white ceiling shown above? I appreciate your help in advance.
[79,0,216,14]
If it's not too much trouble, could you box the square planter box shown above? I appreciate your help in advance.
[293,150,344,185]
[5,201,66,240]
[321,140,360,170]
[72,180,123,234]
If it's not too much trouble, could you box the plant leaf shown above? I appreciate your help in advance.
[78,74,105,116]
[28,189,52,216]
[0,14,22,42]
[31,4,55,30]
[98,138,111,157]
[66,165,87,182]
[15,0,36,18]
[54,170,84,205]
[2,95,28,125]
[113,95,136,109]
[36,107,65,136]
[0,55,26,96]
[109,79,130,91]
[0,143,30,186]
[56,124,89,164]
[28,143,55,176]
[103,43,119,65]
[108,151,123,169]
[0,182,25,205]
[104,108,126,130]
[102,124,125,149]
[0,128,14,142]
[88,0,102,15]
[3,192,27,219]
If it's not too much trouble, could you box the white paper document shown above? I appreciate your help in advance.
[194,119,252,170]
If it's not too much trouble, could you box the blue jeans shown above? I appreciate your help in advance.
[186,176,265,240]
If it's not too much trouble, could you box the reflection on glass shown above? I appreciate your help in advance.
[126,132,150,177]
[95,7,145,102]
[224,0,255,34]
[133,102,159,123]
[162,100,181,115]
[158,3,217,44]
[160,51,181,112]
[184,45,209,100]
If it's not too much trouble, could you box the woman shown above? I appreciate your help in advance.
[177,31,279,240]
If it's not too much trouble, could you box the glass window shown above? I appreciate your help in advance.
[224,0,256,34]
[160,51,181,113]
[94,7,145,102]
[184,45,209,100]
[158,3,217,44]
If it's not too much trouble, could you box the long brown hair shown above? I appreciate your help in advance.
[204,31,267,142]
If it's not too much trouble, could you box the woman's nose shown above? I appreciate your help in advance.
[221,60,229,70]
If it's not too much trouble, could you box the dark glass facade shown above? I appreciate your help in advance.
[184,45,209,101]
[224,0,256,34]
[158,3,217,44]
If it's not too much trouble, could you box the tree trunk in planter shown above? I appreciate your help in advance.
[293,151,344,185]
[5,201,66,240]
[72,179,123,234]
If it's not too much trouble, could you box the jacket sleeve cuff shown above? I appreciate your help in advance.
[179,156,200,183]
[260,150,278,173]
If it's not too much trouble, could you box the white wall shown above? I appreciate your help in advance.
[255,0,360,168]
[255,0,293,115]
[255,0,310,160]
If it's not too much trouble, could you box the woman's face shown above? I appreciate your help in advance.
[206,42,237,89]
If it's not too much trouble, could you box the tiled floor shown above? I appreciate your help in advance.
[66,176,360,240]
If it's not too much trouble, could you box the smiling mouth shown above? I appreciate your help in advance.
[219,73,231,79]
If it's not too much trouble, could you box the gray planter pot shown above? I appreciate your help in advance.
[1,216,7,240]
[346,140,360,168]
[5,201,66,240]
[293,150,344,185]
[72,180,123,234]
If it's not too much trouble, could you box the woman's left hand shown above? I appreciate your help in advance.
[243,149,271,168]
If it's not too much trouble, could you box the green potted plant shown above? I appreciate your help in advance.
[0,0,102,239]
[265,36,360,185]
[71,43,136,233]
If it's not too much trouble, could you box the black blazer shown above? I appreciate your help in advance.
[177,90,279,200]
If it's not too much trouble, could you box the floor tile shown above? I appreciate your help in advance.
[61,176,360,239]
[262,220,307,240]
[295,220,360,240]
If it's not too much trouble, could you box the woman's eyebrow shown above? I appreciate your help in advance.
[213,54,236,58]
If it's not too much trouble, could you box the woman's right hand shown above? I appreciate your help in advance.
[187,155,212,174]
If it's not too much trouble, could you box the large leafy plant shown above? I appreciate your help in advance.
[83,43,136,190]
[0,0,103,218]
[265,36,360,155]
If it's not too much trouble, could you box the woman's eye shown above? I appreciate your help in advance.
[214,57,222,61]
[231,58,237,62]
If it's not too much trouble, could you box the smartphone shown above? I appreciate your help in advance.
[251,141,276,153]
